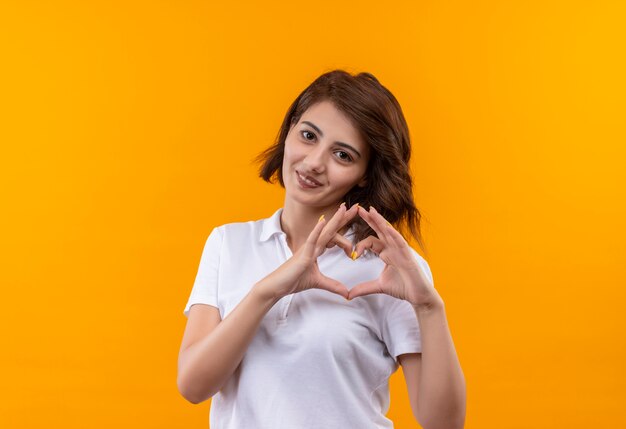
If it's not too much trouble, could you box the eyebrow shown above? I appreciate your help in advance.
[301,121,362,159]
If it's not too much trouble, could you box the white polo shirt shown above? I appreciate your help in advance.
[183,208,434,429]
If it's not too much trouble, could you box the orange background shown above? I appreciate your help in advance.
[1,1,625,428]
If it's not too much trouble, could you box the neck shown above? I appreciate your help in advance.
[280,199,348,254]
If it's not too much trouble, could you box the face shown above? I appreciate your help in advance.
[281,100,370,209]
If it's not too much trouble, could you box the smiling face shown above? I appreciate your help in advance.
[281,100,370,210]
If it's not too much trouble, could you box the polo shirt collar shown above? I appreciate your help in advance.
[259,207,356,243]
[259,208,285,242]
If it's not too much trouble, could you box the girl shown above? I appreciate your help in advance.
[178,70,466,429]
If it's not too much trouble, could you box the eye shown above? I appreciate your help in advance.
[300,130,316,141]
[335,150,354,163]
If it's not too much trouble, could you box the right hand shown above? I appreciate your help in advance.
[255,203,359,302]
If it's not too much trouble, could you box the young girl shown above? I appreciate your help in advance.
[178,70,466,429]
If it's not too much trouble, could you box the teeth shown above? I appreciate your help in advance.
[299,173,318,186]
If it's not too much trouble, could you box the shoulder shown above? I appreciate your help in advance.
[214,218,261,233]
[209,219,257,241]
[209,212,278,245]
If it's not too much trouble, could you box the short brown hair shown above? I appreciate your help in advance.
[254,69,427,255]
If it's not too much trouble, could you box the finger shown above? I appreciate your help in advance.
[325,232,354,257]
[357,206,387,242]
[338,202,361,230]
[318,202,354,246]
[331,203,361,234]
[331,204,361,253]
[303,214,328,257]
[383,221,409,248]
[316,274,350,299]
[348,280,383,300]
[370,210,412,252]
[353,235,385,259]
[318,203,346,241]
[367,206,394,243]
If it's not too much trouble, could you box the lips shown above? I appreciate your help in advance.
[296,170,322,188]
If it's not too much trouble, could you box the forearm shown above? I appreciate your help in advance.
[178,285,279,403]
[413,299,466,429]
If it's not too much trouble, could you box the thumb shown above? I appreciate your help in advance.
[348,280,383,300]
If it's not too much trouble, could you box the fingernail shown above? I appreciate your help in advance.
[369,206,376,212]
[318,214,325,222]
[340,202,346,208]
[386,221,391,226]
[351,250,358,260]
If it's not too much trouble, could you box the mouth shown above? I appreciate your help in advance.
[296,170,322,188]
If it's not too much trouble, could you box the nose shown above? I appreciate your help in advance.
[302,142,327,173]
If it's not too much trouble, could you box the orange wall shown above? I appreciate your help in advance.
[1,1,625,428]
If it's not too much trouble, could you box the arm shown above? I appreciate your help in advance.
[178,204,356,404]
[348,206,466,429]
[402,298,466,429]
[177,285,279,404]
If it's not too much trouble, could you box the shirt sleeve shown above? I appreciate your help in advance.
[183,226,223,317]
[380,249,434,362]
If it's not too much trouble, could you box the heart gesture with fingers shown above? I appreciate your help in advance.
[347,206,441,308]
[256,202,361,302]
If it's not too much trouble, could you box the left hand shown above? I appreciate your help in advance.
[347,206,441,308]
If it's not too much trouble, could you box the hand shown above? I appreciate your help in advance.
[347,206,441,308]
[254,203,360,302]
